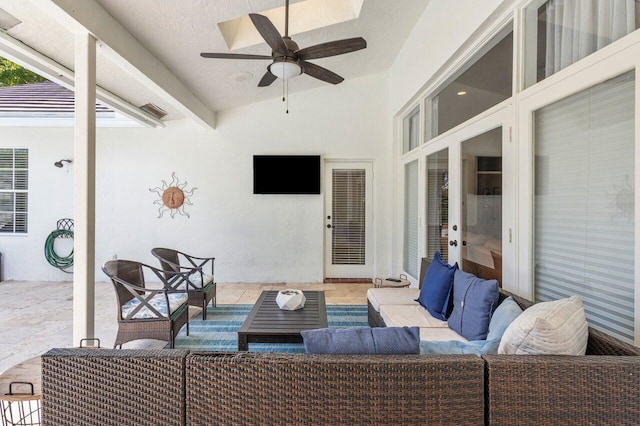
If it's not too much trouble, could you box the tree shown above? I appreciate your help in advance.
[0,58,47,87]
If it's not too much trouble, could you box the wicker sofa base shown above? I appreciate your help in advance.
[42,350,485,426]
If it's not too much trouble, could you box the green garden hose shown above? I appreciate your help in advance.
[44,229,74,273]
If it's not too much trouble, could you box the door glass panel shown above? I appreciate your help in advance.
[332,169,366,265]
[461,128,502,285]
[426,150,449,263]
[534,72,635,343]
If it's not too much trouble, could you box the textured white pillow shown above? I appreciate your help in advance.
[498,295,588,355]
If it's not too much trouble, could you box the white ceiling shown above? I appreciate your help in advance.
[0,0,429,123]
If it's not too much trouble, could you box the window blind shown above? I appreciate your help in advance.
[331,169,366,265]
[404,161,419,278]
[534,72,635,343]
[0,148,28,233]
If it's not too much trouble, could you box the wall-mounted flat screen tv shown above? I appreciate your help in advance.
[253,155,321,194]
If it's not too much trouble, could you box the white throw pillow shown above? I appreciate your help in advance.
[498,295,588,355]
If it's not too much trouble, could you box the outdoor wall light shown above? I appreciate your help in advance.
[54,159,72,168]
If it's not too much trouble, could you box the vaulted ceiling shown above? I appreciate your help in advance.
[0,0,429,127]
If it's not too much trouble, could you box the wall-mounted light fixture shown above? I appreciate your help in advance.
[54,159,72,168]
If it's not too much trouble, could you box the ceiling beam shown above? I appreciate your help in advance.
[0,30,164,127]
[28,0,216,130]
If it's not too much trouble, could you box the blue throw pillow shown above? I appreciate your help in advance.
[486,297,523,341]
[415,251,458,320]
[448,269,499,340]
[419,338,500,357]
[301,327,419,354]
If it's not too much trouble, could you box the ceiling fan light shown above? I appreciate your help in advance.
[269,61,302,80]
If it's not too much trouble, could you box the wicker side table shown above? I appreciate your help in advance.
[374,275,411,288]
[0,356,41,426]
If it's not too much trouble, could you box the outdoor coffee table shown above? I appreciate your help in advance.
[238,290,327,351]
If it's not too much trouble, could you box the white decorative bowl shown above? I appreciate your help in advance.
[276,289,306,311]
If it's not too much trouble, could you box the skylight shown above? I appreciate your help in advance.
[218,0,364,51]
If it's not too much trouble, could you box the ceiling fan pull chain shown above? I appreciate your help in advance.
[286,79,289,114]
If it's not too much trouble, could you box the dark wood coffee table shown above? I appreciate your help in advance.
[238,290,327,351]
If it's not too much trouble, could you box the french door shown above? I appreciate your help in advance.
[324,161,373,278]
[421,109,513,287]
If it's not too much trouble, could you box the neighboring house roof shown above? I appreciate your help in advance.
[0,81,139,127]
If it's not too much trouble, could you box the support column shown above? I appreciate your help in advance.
[72,32,96,346]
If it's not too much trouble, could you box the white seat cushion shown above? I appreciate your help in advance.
[121,293,188,319]
[419,327,468,342]
[367,288,420,312]
[175,273,214,290]
[380,304,449,328]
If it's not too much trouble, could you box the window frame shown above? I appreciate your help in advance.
[0,147,29,235]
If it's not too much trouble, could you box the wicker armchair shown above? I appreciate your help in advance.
[102,260,190,349]
[151,248,216,319]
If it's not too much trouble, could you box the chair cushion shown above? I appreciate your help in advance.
[419,338,500,356]
[380,304,449,328]
[301,326,420,354]
[366,288,420,312]
[184,272,214,289]
[486,297,523,341]
[498,295,588,355]
[415,251,458,320]
[447,269,499,340]
[121,293,188,319]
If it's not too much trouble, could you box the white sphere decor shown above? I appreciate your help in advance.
[276,289,306,311]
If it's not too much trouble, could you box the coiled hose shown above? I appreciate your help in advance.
[44,229,74,273]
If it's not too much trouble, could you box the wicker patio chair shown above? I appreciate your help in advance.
[151,248,216,320]
[102,259,190,349]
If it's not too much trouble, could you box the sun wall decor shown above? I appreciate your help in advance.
[149,172,197,218]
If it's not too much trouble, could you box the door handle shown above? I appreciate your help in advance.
[449,240,458,247]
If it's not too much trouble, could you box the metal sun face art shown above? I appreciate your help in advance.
[149,172,197,218]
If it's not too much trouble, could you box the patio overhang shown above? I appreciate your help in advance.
[8,0,216,130]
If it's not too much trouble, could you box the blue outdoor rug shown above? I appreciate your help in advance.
[172,304,368,353]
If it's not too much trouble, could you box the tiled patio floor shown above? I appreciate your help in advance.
[0,280,371,374]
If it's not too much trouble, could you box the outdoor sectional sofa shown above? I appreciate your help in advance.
[367,264,640,425]
[41,264,640,425]
[42,350,486,425]
[41,310,640,425]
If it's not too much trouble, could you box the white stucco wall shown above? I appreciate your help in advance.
[0,72,391,283]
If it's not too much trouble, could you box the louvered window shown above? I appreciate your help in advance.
[404,161,419,278]
[0,148,28,234]
[332,169,366,265]
[534,72,635,343]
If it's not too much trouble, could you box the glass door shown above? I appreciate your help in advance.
[460,127,503,286]
[423,116,509,283]
[426,149,450,263]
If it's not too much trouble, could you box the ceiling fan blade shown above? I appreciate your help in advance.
[258,71,277,87]
[295,37,367,60]
[200,52,272,60]
[249,13,288,55]
[300,60,344,85]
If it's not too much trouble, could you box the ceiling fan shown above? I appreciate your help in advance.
[200,0,367,86]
